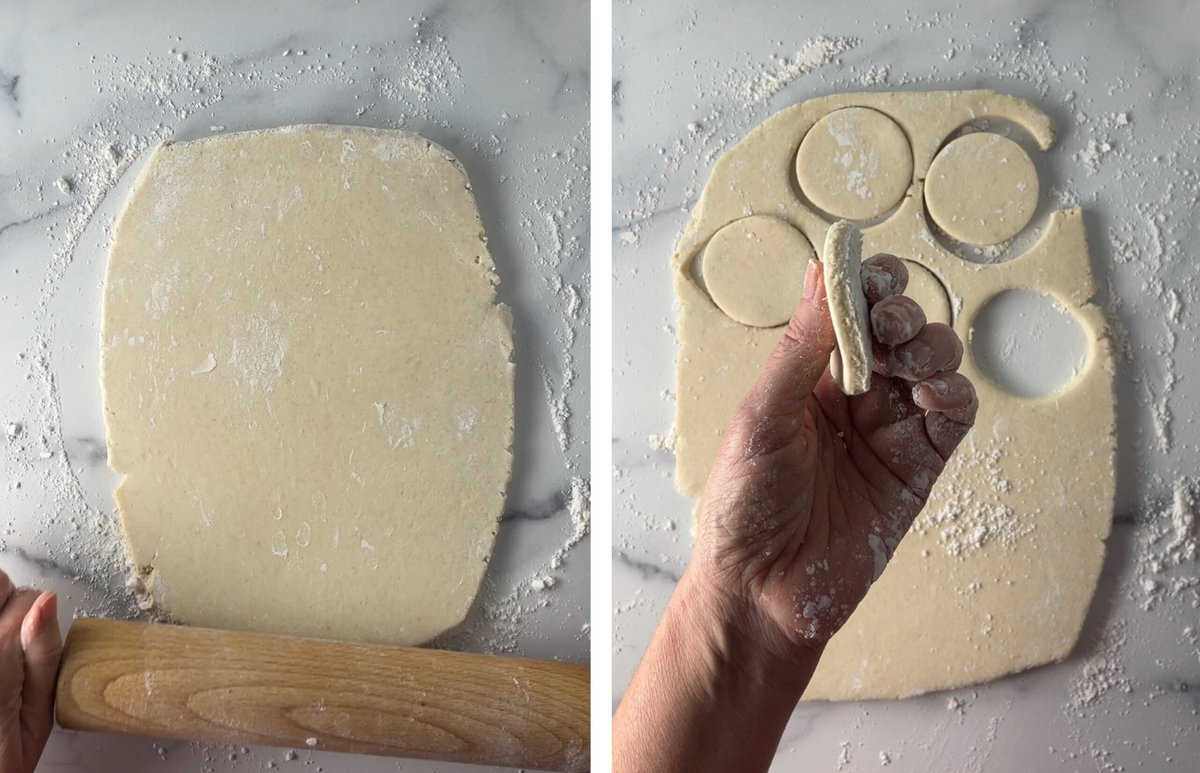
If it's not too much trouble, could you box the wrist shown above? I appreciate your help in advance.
[667,564,821,709]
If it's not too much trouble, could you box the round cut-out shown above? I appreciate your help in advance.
[902,260,952,326]
[700,215,814,328]
[925,133,1038,246]
[970,289,1087,398]
[795,107,913,221]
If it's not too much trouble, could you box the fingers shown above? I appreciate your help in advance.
[913,372,977,417]
[915,373,979,459]
[0,570,14,611]
[0,589,40,644]
[739,260,835,426]
[0,587,40,724]
[20,591,62,757]
[861,253,907,303]
[870,295,925,346]
[882,323,963,381]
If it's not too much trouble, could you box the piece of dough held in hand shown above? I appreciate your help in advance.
[102,125,514,645]
[823,221,873,395]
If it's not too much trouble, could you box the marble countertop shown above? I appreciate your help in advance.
[614,0,1199,770]
[0,1,588,771]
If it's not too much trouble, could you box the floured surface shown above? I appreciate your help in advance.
[671,90,1114,699]
[102,125,514,645]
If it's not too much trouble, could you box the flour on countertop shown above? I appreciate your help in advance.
[742,36,859,107]
[4,10,588,672]
[439,476,590,655]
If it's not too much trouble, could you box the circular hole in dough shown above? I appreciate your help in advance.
[925,133,1038,246]
[699,215,815,328]
[970,289,1088,398]
[902,259,952,326]
[795,106,913,222]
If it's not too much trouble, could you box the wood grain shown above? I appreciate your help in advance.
[55,618,589,772]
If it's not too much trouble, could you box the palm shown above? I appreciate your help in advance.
[695,254,975,658]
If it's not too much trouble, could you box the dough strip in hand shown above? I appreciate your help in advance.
[823,220,873,395]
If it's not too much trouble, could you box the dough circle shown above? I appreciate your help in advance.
[795,106,912,221]
[700,216,814,328]
[925,132,1038,245]
[822,221,873,395]
[102,125,515,645]
[902,260,953,326]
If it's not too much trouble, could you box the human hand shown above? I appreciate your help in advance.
[691,254,977,669]
[0,569,62,773]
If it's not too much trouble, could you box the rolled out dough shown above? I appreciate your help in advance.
[822,221,872,395]
[700,215,814,328]
[102,125,515,645]
[902,260,952,326]
[671,91,1114,700]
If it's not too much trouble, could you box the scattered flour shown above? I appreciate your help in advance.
[741,36,859,107]
[1067,620,1132,714]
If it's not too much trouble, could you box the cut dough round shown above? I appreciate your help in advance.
[925,132,1038,245]
[822,221,872,395]
[700,216,814,328]
[102,125,514,645]
[796,106,912,221]
[902,260,953,326]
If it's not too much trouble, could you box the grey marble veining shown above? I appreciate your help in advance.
[0,1,587,771]
[614,0,1200,770]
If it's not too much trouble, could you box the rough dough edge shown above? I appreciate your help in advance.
[823,221,872,395]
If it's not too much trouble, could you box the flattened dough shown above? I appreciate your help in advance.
[672,91,1114,699]
[700,216,814,328]
[796,106,912,221]
[925,132,1038,245]
[903,260,952,326]
[822,221,872,395]
[103,125,515,645]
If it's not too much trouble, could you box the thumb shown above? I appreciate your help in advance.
[19,591,61,759]
[739,259,836,423]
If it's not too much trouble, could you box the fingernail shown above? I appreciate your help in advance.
[803,260,820,301]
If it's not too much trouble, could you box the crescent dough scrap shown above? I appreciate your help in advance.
[823,220,873,395]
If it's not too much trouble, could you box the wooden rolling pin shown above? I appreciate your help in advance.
[55,618,589,772]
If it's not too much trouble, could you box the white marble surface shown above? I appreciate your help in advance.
[614,0,1200,770]
[0,1,588,771]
